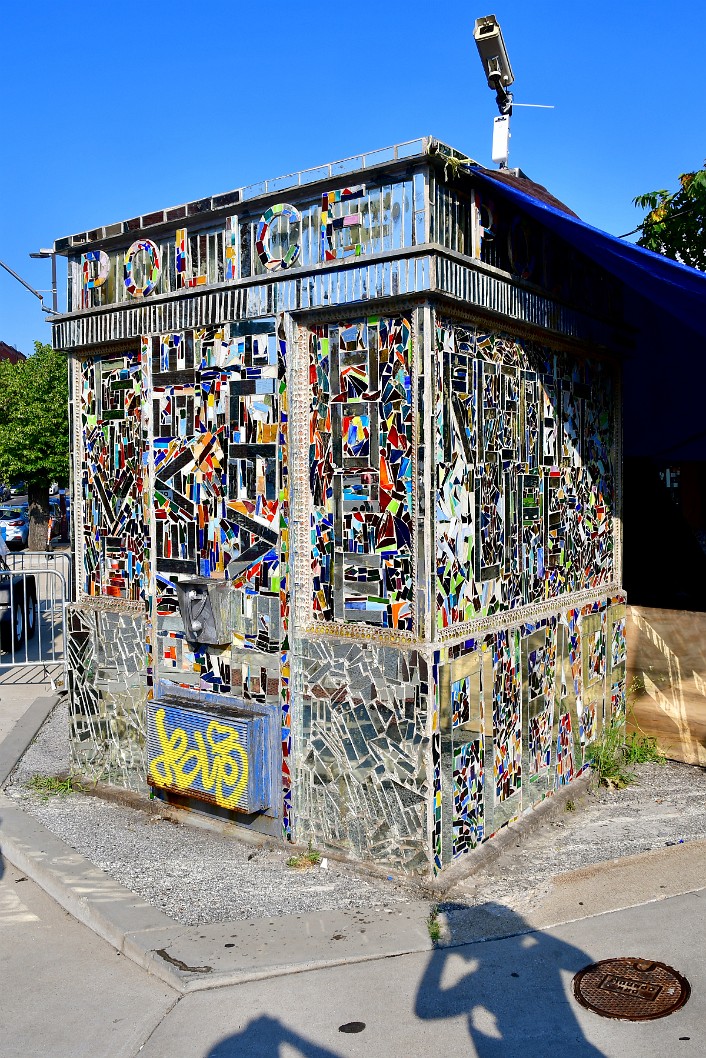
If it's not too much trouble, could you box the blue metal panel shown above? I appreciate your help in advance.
[147,699,269,813]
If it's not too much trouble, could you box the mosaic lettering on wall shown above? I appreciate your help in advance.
[309,317,414,631]
[295,640,429,872]
[75,174,425,311]
[148,318,290,824]
[435,323,615,629]
[79,351,147,600]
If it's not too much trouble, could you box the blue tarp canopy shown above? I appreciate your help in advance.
[468,165,706,342]
[468,164,706,460]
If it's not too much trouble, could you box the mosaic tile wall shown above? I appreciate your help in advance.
[79,351,149,600]
[293,639,430,873]
[435,322,615,628]
[69,300,624,875]
[150,318,292,830]
[309,317,415,632]
[431,595,626,870]
[67,606,148,788]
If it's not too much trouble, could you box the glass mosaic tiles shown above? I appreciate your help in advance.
[64,146,627,877]
[309,317,414,632]
[79,352,148,601]
[435,322,615,627]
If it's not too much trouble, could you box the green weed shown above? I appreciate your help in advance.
[625,732,666,766]
[585,723,636,788]
[26,774,84,799]
[586,722,666,788]
[286,839,322,869]
[427,905,441,944]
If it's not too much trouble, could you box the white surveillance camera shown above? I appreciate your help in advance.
[474,14,515,88]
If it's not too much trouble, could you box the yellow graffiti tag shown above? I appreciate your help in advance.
[150,708,249,808]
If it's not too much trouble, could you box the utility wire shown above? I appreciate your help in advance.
[619,202,702,239]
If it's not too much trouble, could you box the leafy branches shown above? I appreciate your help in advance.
[0,341,69,490]
[634,165,706,271]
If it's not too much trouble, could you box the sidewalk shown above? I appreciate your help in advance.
[0,682,704,1000]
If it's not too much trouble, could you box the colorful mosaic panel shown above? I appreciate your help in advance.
[146,318,290,827]
[556,711,575,785]
[435,324,615,628]
[452,739,484,856]
[310,317,414,631]
[611,617,627,669]
[493,629,521,803]
[431,597,626,872]
[523,620,557,780]
[79,351,147,600]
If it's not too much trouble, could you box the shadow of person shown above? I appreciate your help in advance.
[415,901,606,1058]
[205,1014,343,1058]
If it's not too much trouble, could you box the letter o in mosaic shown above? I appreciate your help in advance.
[507,215,536,280]
[124,239,161,297]
[255,204,301,271]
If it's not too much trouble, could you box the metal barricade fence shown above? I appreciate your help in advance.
[0,551,70,687]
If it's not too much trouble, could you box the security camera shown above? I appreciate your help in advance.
[474,14,514,89]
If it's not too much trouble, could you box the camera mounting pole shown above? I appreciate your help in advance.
[474,14,515,168]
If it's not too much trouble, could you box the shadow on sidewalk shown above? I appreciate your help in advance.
[203,902,605,1058]
[415,902,606,1057]
[206,1015,343,1058]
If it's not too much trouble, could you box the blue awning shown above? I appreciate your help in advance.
[468,165,706,341]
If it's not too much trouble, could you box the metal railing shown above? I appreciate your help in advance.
[0,551,70,687]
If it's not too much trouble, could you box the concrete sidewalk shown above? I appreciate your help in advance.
[1,684,705,1001]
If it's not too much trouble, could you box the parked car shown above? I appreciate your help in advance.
[0,483,10,502]
[9,481,27,497]
[0,504,29,550]
[0,555,37,649]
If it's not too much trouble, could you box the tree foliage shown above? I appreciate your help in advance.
[0,341,69,550]
[634,165,706,271]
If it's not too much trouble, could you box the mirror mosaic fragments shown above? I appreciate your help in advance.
[58,139,627,875]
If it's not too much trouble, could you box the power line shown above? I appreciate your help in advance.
[619,201,703,239]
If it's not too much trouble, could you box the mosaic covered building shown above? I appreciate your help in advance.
[53,138,627,876]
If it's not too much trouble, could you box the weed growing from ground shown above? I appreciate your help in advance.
[585,722,666,788]
[26,774,84,800]
[427,905,441,944]
[286,839,322,869]
[625,732,666,766]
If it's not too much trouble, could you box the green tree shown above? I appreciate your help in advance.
[0,341,69,551]
[634,164,706,271]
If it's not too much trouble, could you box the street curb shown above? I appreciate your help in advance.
[0,792,434,994]
[0,692,61,787]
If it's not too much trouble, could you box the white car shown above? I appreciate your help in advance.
[0,505,29,550]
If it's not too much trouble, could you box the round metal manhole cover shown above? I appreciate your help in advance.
[573,958,690,1021]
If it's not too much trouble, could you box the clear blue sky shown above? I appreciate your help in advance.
[2,0,705,357]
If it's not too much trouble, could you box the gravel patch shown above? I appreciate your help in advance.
[6,699,706,926]
[5,699,411,925]
[446,760,706,913]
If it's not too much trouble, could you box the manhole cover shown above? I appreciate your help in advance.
[573,958,690,1021]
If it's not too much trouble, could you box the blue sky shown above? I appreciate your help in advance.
[2,0,705,357]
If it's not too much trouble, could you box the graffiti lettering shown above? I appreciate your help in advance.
[150,708,249,808]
